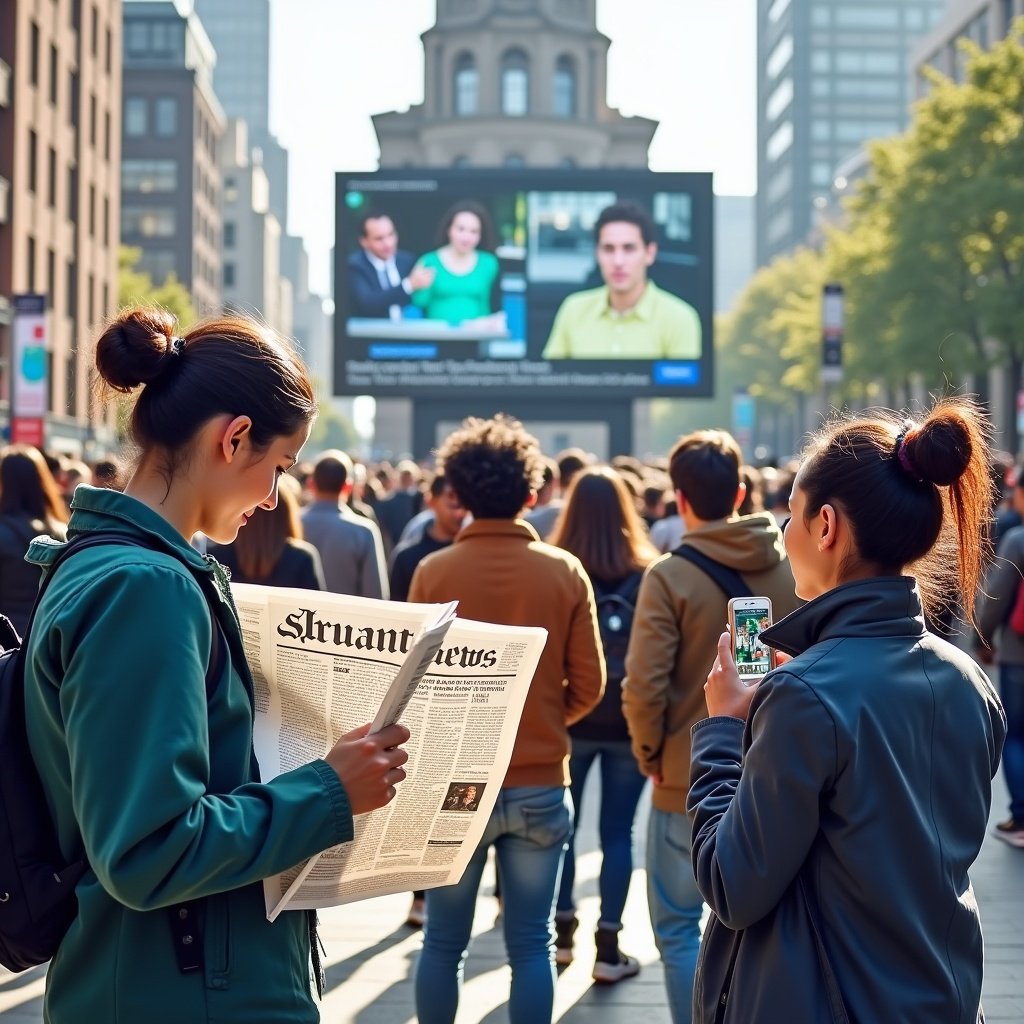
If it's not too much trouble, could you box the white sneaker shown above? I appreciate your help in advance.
[592,952,640,983]
[993,819,1024,848]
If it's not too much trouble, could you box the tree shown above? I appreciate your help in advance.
[117,246,197,328]
[307,400,360,455]
[714,247,828,458]
[831,25,1024,448]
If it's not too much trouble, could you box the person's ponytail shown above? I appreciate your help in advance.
[93,307,315,477]
[95,307,178,393]
[799,398,994,629]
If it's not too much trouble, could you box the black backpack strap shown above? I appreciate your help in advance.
[37,533,224,698]
[30,532,224,972]
[671,545,753,600]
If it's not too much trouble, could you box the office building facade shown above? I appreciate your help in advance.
[914,0,1022,88]
[193,0,288,229]
[122,0,224,315]
[756,0,947,267]
[0,0,123,451]
[220,119,290,336]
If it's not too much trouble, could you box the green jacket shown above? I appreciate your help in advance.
[23,485,353,1023]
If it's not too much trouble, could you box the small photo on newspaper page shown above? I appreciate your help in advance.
[440,782,486,813]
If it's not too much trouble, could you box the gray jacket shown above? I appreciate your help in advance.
[689,577,1004,1024]
[975,523,1024,664]
[300,500,388,599]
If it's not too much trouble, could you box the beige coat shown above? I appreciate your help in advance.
[623,513,799,813]
[410,517,605,787]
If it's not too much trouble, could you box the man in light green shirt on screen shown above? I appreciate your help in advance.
[542,201,702,360]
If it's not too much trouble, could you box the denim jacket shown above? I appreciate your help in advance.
[688,577,1005,1023]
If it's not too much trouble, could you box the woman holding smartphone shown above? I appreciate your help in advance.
[23,307,410,1023]
[690,398,1006,1023]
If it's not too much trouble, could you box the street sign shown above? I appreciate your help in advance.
[12,294,48,448]
[821,283,844,385]
[732,389,756,459]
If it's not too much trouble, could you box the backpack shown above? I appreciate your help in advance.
[595,573,644,687]
[572,572,643,742]
[0,532,223,973]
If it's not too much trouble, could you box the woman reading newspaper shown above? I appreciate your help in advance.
[21,307,410,1023]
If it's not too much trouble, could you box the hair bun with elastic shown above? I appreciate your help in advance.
[95,307,180,392]
[910,410,973,487]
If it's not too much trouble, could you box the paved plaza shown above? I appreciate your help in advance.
[1,776,1021,1023]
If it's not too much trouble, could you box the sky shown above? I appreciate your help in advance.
[268,0,757,296]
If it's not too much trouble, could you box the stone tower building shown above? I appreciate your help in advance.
[372,0,657,168]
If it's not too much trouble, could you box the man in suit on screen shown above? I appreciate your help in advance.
[347,211,435,319]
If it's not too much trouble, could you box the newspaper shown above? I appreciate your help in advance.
[229,582,546,921]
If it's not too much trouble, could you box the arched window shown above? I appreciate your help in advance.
[553,54,576,118]
[452,155,471,168]
[501,49,529,116]
[453,52,478,116]
[504,154,526,168]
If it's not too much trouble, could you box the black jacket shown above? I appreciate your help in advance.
[688,577,1005,1024]
[210,538,325,591]
[0,514,64,635]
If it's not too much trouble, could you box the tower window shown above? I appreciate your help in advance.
[553,54,576,118]
[454,52,478,116]
[501,49,529,116]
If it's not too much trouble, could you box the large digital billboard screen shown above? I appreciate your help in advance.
[333,169,713,399]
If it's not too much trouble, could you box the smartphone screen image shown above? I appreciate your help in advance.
[728,597,773,684]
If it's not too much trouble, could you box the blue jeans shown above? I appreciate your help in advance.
[647,806,703,1024]
[415,785,572,1024]
[1000,663,1024,821]
[556,737,648,927]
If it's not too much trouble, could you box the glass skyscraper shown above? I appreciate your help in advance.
[756,0,948,266]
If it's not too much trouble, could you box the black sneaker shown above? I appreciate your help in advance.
[554,915,578,966]
[592,949,641,984]
[593,926,640,983]
[406,896,426,928]
[994,817,1024,848]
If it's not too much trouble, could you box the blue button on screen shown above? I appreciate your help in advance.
[369,344,439,360]
[653,362,700,386]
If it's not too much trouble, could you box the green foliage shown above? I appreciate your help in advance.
[718,247,826,411]
[117,246,197,329]
[834,25,1024,443]
[307,401,359,455]
[723,25,1024,449]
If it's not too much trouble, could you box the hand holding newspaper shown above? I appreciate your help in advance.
[229,583,546,920]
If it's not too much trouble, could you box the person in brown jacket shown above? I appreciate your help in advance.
[622,430,799,1023]
[410,414,605,1024]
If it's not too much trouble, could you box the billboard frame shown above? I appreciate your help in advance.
[333,167,714,402]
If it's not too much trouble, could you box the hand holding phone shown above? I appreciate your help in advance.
[727,597,774,686]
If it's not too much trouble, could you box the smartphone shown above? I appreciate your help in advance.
[727,597,774,686]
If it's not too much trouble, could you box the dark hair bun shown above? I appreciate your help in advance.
[95,307,177,392]
[909,409,973,487]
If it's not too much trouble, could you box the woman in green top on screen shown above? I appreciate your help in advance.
[411,200,501,324]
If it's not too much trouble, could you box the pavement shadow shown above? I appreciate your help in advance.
[348,915,513,1024]
[0,967,47,993]
[324,922,417,992]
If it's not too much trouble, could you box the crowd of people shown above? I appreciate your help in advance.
[0,306,1019,1024]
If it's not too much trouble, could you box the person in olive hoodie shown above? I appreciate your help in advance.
[23,307,410,1024]
[621,429,800,1023]
[693,399,1006,1024]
